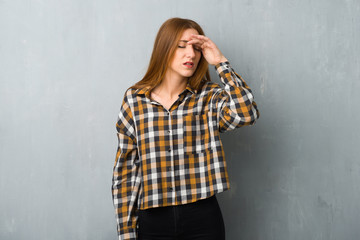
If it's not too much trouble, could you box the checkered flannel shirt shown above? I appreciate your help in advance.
[112,61,259,240]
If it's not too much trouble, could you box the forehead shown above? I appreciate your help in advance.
[179,28,199,41]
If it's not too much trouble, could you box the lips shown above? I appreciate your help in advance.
[183,62,194,68]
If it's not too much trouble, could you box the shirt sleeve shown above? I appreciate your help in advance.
[112,90,141,240]
[211,61,260,133]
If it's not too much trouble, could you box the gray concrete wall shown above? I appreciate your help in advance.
[1,0,359,239]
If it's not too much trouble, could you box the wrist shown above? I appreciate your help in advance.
[213,56,228,66]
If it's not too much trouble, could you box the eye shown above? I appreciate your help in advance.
[194,46,202,52]
[178,42,187,48]
[192,43,202,52]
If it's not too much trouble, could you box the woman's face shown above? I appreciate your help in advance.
[167,28,202,82]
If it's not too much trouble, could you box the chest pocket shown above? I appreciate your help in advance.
[183,111,217,154]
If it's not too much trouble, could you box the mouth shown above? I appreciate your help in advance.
[183,62,194,68]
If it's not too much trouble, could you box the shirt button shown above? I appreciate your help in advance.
[167,130,171,133]
[168,187,173,191]
[168,147,171,152]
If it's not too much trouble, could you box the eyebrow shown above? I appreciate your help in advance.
[179,40,189,43]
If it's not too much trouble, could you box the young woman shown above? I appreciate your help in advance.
[112,17,259,240]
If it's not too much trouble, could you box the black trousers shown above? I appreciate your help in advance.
[138,195,225,240]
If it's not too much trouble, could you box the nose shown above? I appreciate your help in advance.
[186,45,196,59]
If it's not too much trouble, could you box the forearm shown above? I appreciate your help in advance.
[213,61,260,132]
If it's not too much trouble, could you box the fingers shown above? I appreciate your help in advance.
[190,34,210,41]
[188,34,215,49]
[188,34,209,44]
[187,38,203,46]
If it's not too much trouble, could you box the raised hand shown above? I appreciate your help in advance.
[187,34,228,66]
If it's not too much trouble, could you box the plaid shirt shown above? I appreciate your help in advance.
[112,61,259,240]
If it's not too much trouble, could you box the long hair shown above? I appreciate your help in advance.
[130,17,211,93]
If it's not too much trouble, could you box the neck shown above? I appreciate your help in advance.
[154,72,188,99]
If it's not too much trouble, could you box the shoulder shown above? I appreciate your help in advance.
[120,87,139,103]
[125,87,139,97]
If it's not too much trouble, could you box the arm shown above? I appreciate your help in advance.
[188,34,259,132]
[112,91,141,240]
[212,61,259,132]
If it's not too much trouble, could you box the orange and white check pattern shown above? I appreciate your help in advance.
[112,61,259,240]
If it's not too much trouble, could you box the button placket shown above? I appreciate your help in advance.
[167,111,176,196]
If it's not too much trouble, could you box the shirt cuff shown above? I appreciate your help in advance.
[214,61,231,70]
[119,227,137,240]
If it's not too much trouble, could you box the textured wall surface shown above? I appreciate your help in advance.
[1,0,360,239]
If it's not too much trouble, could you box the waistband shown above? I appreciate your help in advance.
[139,195,217,212]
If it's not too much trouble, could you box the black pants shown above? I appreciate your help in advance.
[138,195,225,240]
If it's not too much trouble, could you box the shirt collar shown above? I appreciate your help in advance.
[135,83,196,97]
[184,83,196,95]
